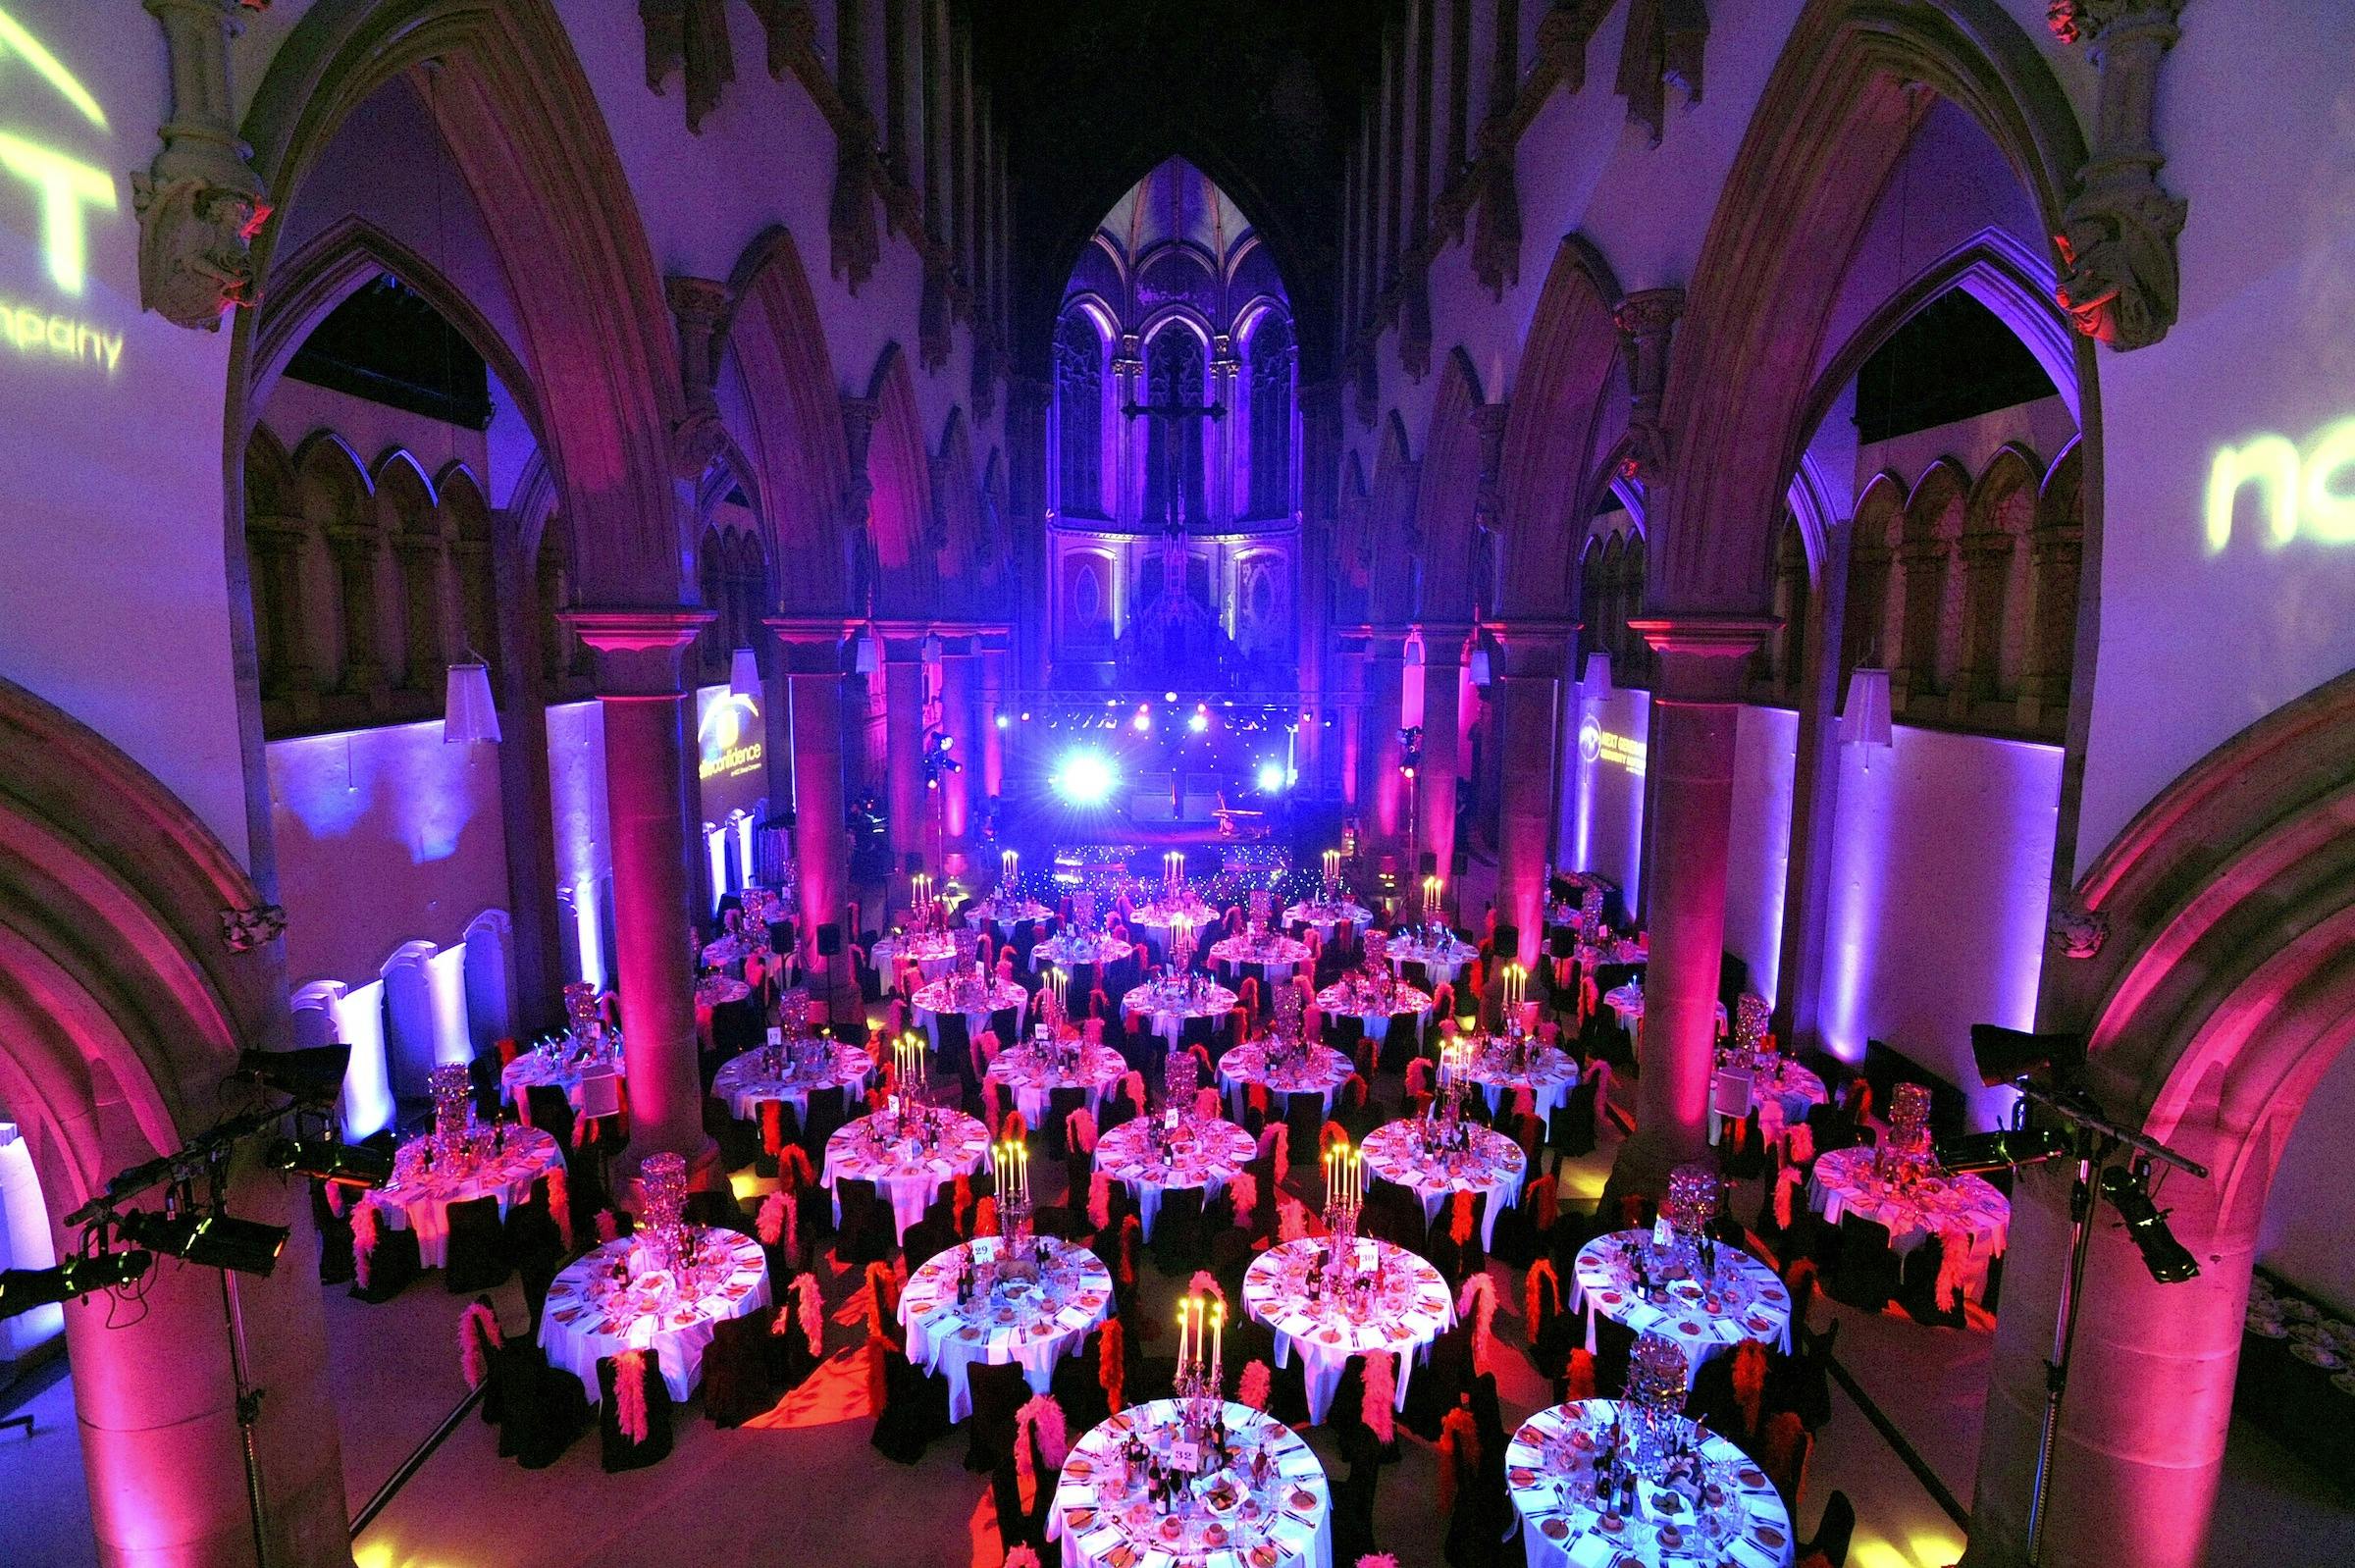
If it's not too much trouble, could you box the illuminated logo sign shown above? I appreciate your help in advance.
[1578,714,1601,764]
[698,694,763,783]
[0,9,122,374]
[1577,713,1644,776]
[2206,420,2355,553]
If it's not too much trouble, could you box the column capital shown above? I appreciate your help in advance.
[565,606,714,697]
[764,616,855,673]
[1631,613,1776,702]
[1492,619,1579,680]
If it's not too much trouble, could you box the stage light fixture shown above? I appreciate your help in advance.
[1132,708,1152,732]
[266,1137,392,1189]
[1164,691,1178,703]
[1967,1023,2085,1088]
[116,1209,288,1278]
[1935,1125,2067,1175]
[1020,710,1031,722]
[233,1044,352,1106]
[2101,1161,2200,1283]
[1050,749,1118,807]
[1187,711,1209,735]
[0,1250,152,1320]
[996,713,1011,729]
[1255,761,1287,793]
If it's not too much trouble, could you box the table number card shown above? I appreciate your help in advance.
[1168,1438,1202,1473]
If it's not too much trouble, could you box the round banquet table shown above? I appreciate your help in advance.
[1507,1399,1796,1568]
[538,1228,771,1404]
[1358,1119,1525,1251]
[1385,933,1479,987]
[898,1233,1113,1422]
[1034,929,1132,970]
[375,1124,563,1268]
[967,896,1054,929]
[1091,1116,1258,1242]
[699,934,747,971]
[1282,899,1372,936]
[1459,1042,1581,1123]
[1807,1146,2010,1288]
[913,976,1030,1052]
[1313,978,1433,1043]
[1569,1230,1793,1387]
[1712,1053,1828,1127]
[1243,1236,1455,1425]
[1122,978,1240,1048]
[694,973,752,1053]
[500,1044,624,1111]
[873,931,961,987]
[824,1109,994,1242]
[1218,1041,1354,1122]
[986,1038,1129,1128]
[1209,932,1313,981]
[710,1041,877,1123]
[1602,984,1724,1040]
[1048,1399,1333,1568]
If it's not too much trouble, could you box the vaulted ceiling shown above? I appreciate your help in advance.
[973,0,1382,382]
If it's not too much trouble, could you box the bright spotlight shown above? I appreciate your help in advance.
[1255,761,1286,793]
[1132,708,1152,732]
[1164,691,1178,703]
[1187,711,1210,735]
[1051,750,1118,807]
[995,713,1011,729]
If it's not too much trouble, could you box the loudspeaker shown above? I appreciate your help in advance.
[1418,851,1438,874]
[903,852,925,876]
[816,922,843,957]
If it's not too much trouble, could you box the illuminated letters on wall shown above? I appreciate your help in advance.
[0,8,124,373]
[2206,419,2355,552]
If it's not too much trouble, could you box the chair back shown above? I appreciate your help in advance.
[596,1350,676,1471]
[576,1070,623,1121]
[1712,1067,1754,1119]
[444,1196,513,1294]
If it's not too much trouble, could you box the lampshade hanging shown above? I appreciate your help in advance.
[729,646,761,700]
[443,659,500,744]
[853,625,881,674]
[1581,652,1613,697]
[1842,667,1894,749]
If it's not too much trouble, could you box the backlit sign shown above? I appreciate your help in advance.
[2206,419,2355,553]
[698,693,763,783]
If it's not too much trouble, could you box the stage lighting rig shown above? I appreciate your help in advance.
[921,730,959,791]
[0,1250,154,1321]
[266,1136,391,1189]
[114,1205,288,1278]
[2101,1159,2199,1284]
[232,1043,353,1106]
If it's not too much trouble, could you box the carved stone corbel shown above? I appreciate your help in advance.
[1615,0,1710,147]
[840,394,880,530]
[1613,287,1683,482]
[220,903,288,953]
[2048,895,2109,960]
[2047,1,2187,349]
[665,275,734,478]
[135,0,271,331]
[1468,118,1523,300]
[639,0,734,133]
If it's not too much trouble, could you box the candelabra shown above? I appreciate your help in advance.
[1173,1290,1225,1433]
[1322,1140,1363,1238]
[1623,1331,1694,1480]
[427,1064,475,1166]
[639,1150,695,1281]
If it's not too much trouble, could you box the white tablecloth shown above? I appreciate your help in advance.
[1460,1044,1581,1123]
[1282,900,1372,935]
[1569,1230,1793,1386]
[1218,1041,1354,1122]
[1358,1119,1525,1251]
[376,1125,563,1268]
[710,1043,876,1122]
[1711,1055,1828,1125]
[1092,1117,1257,1241]
[1243,1237,1454,1424]
[986,1040,1129,1129]
[1808,1145,2011,1271]
[1034,931,1132,970]
[824,1110,993,1241]
[500,1048,624,1111]
[899,1234,1113,1422]
[1122,979,1239,1047]
[1209,932,1312,981]
[913,977,1030,1053]
[873,932,960,987]
[538,1228,770,1404]
[1603,985,1724,1039]
[1508,1400,1795,1568]
[1386,935,1479,988]
[1314,978,1432,1042]
[967,898,1054,929]
[1049,1401,1333,1568]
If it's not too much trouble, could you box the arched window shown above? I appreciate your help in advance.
[1619,531,1649,686]
[1054,312,1104,519]
[1143,326,1206,528]
[1576,537,1604,669]
[2025,444,2082,731]
[697,524,729,681]
[1770,514,1810,700]
[1246,313,1294,519]
[243,430,310,717]
[296,435,375,698]
[534,518,586,694]
[1895,461,1966,712]
[1960,446,2038,709]
[1842,477,1903,694]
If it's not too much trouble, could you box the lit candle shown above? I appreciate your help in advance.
[1177,1301,1191,1365]
[1212,1299,1224,1383]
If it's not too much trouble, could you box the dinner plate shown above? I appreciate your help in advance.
[2289,1339,2344,1369]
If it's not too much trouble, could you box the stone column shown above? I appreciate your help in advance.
[491,520,565,1033]
[1418,634,1465,897]
[937,637,977,874]
[769,621,855,1018]
[1609,615,1770,1195]
[1366,638,1407,852]
[1494,629,1571,967]
[566,607,716,1181]
[979,635,1010,807]
[324,521,384,699]
[1336,635,1371,813]
[884,638,927,894]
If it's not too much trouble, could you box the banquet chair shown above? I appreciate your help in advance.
[595,1351,676,1472]
[712,997,763,1058]
[964,1360,1030,1472]
[1440,1375,1517,1568]
[989,1007,1021,1051]
[492,1338,589,1468]
[801,1084,850,1164]
[1798,1489,1858,1568]
[1723,1107,1769,1179]
[1399,1317,1475,1440]
[1283,1093,1325,1167]
[901,1215,957,1273]
[503,1191,567,1332]
[1770,1316,1839,1434]
[833,1177,894,1267]
[1381,1014,1423,1073]
[1148,1187,1210,1275]
[1591,1312,1637,1400]
[700,1314,774,1429]
[467,1050,504,1121]
[523,1083,577,1150]
[1323,1012,1365,1059]
[1897,1233,1970,1329]
[1050,1332,1113,1432]
[1758,1409,1814,1513]
[443,1196,512,1294]
[1824,1214,1902,1312]
[1044,1086,1087,1157]
[761,1288,823,1391]
[686,1187,753,1235]
[310,1180,355,1286]
[938,1012,974,1081]
[711,1099,760,1172]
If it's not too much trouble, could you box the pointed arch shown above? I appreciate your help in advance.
[1656,0,2089,612]
[1334,448,1372,625]
[1367,411,1421,625]
[720,226,853,613]
[864,344,938,619]
[934,407,989,610]
[1500,235,1628,616]
[235,0,686,598]
[1414,347,1492,625]
[1960,442,2041,705]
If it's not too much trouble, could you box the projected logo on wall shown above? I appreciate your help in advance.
[1578,714,1646,777]
[2206,419,2355,553]
[0,9,123,373]
[698,694,763,783]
